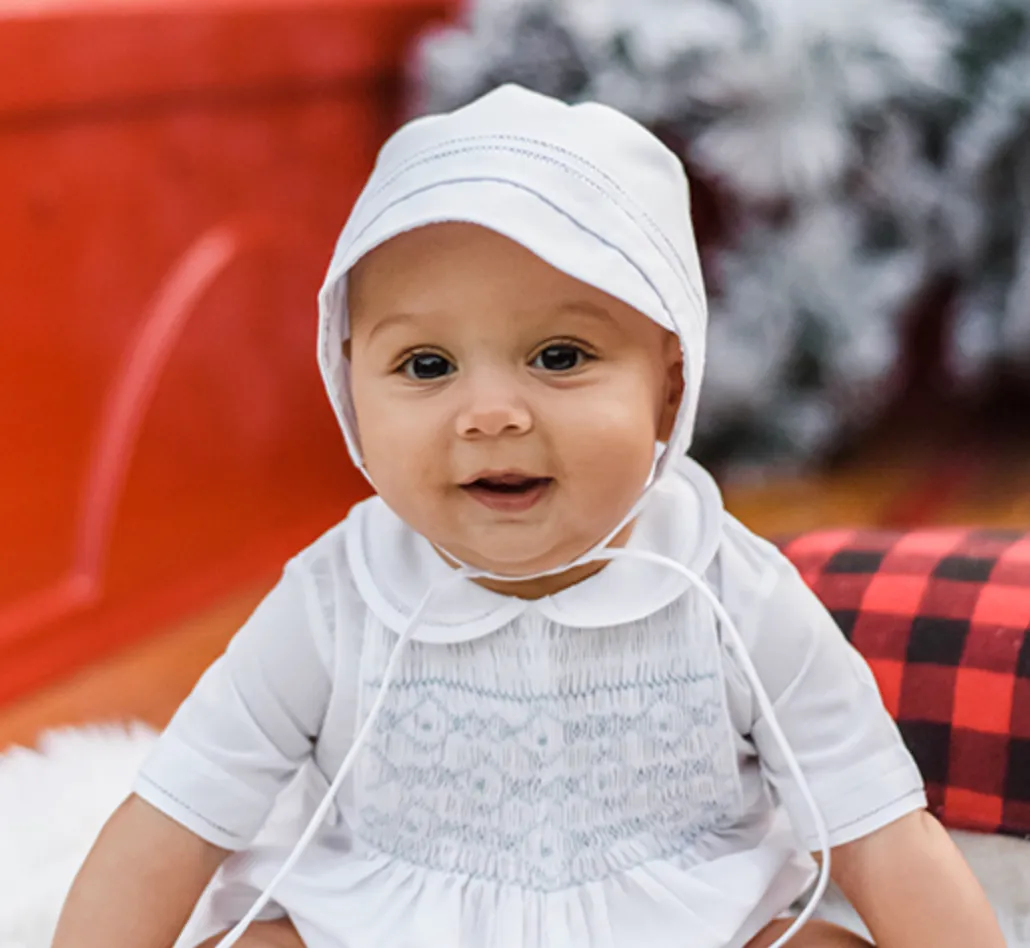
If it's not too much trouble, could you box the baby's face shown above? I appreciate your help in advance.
[347,222,683,581]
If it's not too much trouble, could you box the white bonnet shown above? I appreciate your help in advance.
[317,83,708,481]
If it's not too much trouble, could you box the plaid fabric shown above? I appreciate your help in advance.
[779,528,1030,838]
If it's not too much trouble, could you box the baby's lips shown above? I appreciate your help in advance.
[461,471,552,488]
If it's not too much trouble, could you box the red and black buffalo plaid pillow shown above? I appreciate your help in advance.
[779,528,1030,838]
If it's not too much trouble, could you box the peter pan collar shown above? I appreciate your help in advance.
[345,458,724,644]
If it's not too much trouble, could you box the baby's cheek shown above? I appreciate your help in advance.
[571,421,654,500]
[592,393,658,455]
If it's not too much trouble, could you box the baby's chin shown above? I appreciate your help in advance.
[434,539,573,578]
[431,529,625,599]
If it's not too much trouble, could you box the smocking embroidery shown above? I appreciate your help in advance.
[353,597,742,891]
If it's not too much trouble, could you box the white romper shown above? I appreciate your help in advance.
[135,461,926,948]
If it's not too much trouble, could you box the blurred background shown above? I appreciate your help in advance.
[1,0,1029,749]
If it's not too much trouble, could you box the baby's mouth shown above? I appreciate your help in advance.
[460,473,554,511]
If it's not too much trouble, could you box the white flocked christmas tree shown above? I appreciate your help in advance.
[413,0,1030,472]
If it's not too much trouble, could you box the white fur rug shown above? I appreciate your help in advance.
[1,724,1028,947]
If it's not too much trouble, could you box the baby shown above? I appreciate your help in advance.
[54,85,1003,948]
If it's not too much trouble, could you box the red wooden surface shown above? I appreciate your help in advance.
[0,0,456,705]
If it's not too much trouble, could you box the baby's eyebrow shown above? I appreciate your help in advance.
[367,312,418,342]
[363,300,614,343]
[552,300,616,325]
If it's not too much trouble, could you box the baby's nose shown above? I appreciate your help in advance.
[455,375,533,438]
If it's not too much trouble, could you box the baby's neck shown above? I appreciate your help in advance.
[433,520,637,600]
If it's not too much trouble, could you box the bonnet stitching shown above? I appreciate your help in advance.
[380,133,694,293]
[345,172,678,331]
[367,134,700,313]
[359,142,704,317]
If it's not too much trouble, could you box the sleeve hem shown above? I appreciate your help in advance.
[776,747,927,850]
[134,731,274,850]
[133,774,249,851]
[818,786,927,849]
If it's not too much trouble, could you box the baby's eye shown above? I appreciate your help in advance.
[401,353,454,380]
[532,344,589,372]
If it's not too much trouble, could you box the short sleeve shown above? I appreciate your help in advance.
[746,560,927,850]
[133,560,333,850]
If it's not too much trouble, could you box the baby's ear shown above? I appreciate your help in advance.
[657,337,685,443]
